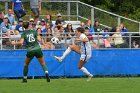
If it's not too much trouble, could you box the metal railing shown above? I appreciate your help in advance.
[0,32,140,50]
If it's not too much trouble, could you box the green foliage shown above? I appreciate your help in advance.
[80,0,140,21]
[129,8,140,21]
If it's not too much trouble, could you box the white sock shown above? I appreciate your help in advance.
[61,47,71,60]
[80,67,92,76]
[23,76,27,79]
[45,71,48,74]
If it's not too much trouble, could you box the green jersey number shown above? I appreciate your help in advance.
[27,34,35,42]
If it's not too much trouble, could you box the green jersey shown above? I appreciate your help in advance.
[21,30,40,52]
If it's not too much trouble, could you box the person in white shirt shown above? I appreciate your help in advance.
[54,27,93,81]
[112,28,124,48]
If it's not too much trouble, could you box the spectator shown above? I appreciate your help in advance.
[0,16,12,36]
[119,24,128,35]
[32,22,37,30]
[86,20,94,33]
[52,26,60,38]
[42,23,51,33]
[55,13,65,30]
[131,34,140,48]
[57,27,65,49]
[64,23,75,40]
[36,27,44,47]
[46,28,53,42]
[112,28,124,48]
[0,16,19,36]
[46,14,53,28]
[132,41,139,48]
[39,18,46,30]
[0,11,4,25]
[59,27,65,39]
[12,0,26,19]
[110,27,116,36]
[5,9,15,25]
[85,27,98,48]
[102,27,110,37]
[103,34,111,48]
[41,41,55,49]
[119,24,129,48]
[29,18,34,30]
[80,22,86,28]
[41,28,54,49]
[36,27,42,36]
[15,18,25,34]
[93,20,101,33]
[30,0,41,24]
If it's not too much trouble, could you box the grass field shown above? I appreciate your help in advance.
[0,77,140,93]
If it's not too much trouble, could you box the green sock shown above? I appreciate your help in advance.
[23,65,28,77]
[41,65,48,73]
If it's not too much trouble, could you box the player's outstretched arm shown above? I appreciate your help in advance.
[76,38,88,42]
[37,35,41,42]
[11,39,24,45]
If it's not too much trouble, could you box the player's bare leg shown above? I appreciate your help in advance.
[38,57,50,82]
[54,44,80,62]
[78,60,93,82]
[22,57,32,83]
[70,44,81,54]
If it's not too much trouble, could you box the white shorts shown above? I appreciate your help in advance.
[80,54,91,62]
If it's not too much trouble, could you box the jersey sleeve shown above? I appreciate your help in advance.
[80,34,87,39]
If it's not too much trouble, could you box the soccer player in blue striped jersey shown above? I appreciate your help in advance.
[54,27,93,81]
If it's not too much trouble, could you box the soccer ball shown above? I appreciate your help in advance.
[51,37,59,44]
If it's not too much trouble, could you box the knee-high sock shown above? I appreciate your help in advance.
[23,65,28,78]
[60,47,71,60]
[80,67,92,76]
[41,64,48,74]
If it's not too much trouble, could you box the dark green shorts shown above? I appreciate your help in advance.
[26,49,43,59]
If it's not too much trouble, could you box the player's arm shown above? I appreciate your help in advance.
[76,37,89,42]
[11,32,25,45]
[11,38,24,45]
[81,37,89,42]
[36,30,41,42]
[37,35,41,42]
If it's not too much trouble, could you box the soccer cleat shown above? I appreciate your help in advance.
[22,78,27,83]
[54,56,62,62]
[45,73,50,82]
[87,75,93,82]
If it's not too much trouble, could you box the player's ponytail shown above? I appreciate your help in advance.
[76,27,85,33]
[23,22,29,29]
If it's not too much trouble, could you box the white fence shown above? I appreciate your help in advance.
[0,32,140,50]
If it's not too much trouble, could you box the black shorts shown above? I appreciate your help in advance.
[26,49,43,59]
[31,8,39,18]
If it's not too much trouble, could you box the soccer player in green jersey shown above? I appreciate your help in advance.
[11,22,50,83]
